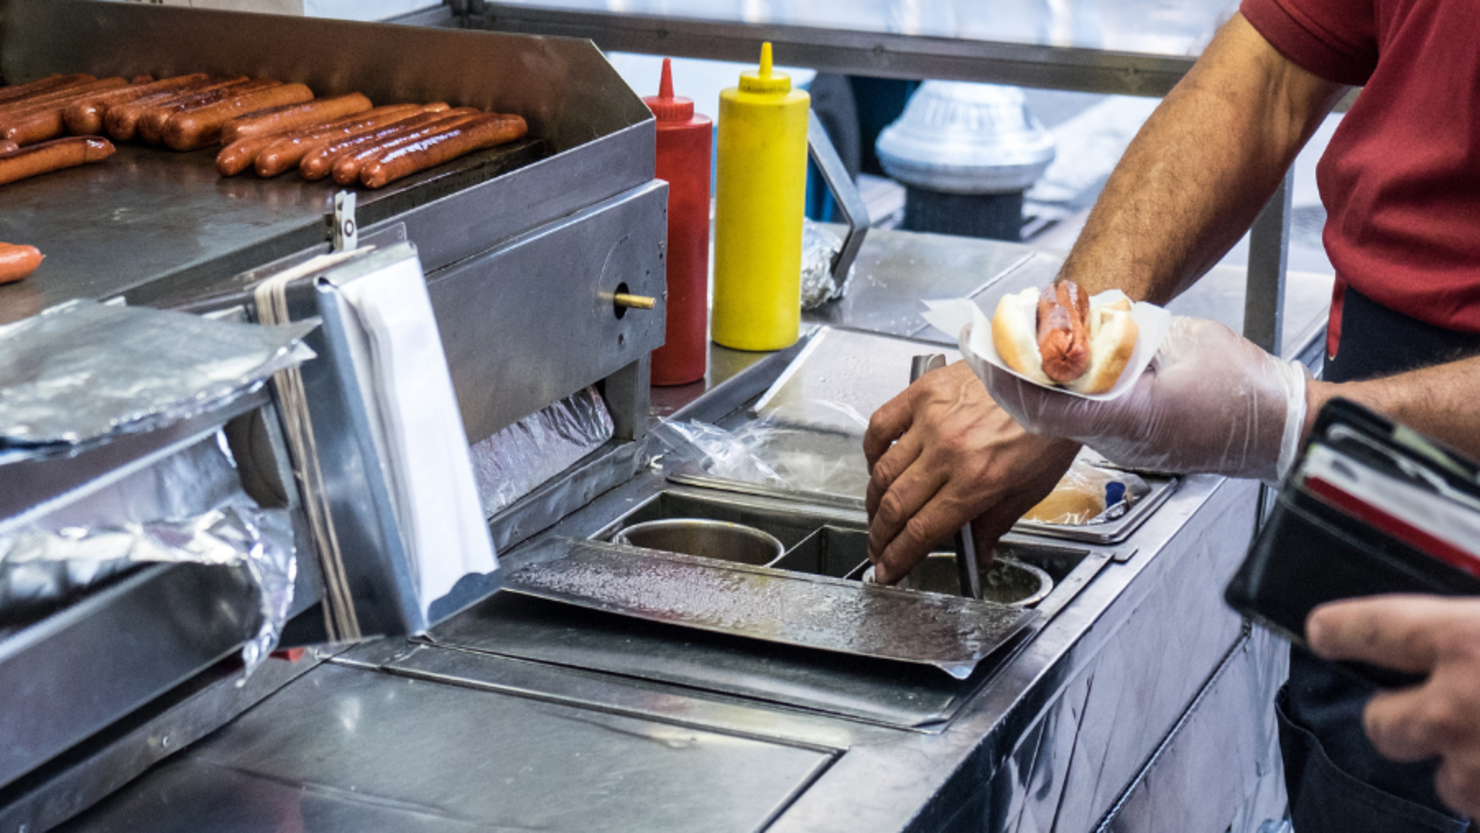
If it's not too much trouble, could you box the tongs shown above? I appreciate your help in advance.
[910,354,984,600]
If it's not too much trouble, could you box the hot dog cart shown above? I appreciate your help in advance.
[0,3,1330,831]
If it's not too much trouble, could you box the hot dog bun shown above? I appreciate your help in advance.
[991,285,1139,394]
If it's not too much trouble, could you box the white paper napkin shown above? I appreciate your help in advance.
[920,290,1171,401]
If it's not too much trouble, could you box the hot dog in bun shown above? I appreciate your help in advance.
[991,279,1138,394]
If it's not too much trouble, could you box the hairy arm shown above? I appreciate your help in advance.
[1306,356,1480,460]
[1063,13,1346,303]
[864,14,1345,582]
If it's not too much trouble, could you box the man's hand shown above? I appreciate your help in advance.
[863,361,1079,584]
[1308,595,1480,819]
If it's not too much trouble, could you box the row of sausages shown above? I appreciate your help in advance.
[0,72,528,190]
[216,103,528,188]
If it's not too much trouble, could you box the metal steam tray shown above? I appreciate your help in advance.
[502,538,1038,681]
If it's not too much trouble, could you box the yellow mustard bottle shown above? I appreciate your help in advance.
[711,42,811,351]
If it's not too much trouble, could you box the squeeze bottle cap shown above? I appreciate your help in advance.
[739,42,792,94]
[643,58,695,122]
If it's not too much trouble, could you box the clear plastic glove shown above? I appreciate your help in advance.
[979,316,1308,483]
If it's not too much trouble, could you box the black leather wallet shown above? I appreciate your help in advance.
[1225,398,1480,687]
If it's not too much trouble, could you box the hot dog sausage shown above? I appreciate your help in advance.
[164,83,314,151]
[64,73,210,135]
[217,103,425,177]
[298,108,473,181]
[1036,280,1092,384]
[0,136,114,186]
[0,76,101,117]
[219,92,373,146]
[331,111,482,185]
[216,131,288,177]
[105,76,248,141]
[358,114,527,189]
[0,78,129,145]
[139,79,275,145]
[0,243,44,285]
[0,74,93,107]
[254,103,438,177]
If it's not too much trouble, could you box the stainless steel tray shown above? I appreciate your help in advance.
[1013,472,1180,545]
[502,538,1038,680]
[666,468,1178,546]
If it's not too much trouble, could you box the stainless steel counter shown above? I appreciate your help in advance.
[56,228,1323,833]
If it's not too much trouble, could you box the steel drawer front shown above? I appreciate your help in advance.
[429,181,669,444]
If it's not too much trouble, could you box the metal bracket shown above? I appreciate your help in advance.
[807,110,869,294]
[1244,170,1291,354]
[333,191,358,252]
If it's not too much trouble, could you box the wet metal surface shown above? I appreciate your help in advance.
[428,591,997,730]
[503,539,1037,679]
[59,662,835,833]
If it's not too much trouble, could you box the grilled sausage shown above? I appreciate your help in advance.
[219,92,373,146]
[164,83,314,151]
[0,74,93,107]
[0,75,99,114]
[139,79,275,145]
[359,113,528,189]
[216,132,288,177]
[64,73,210,135]
[298,108,473,181]
[0,243,43,285]
[0,77,126,122]
[253,103,437,177]
[0,136,114,186]
[330,111,482,185]
[0,78,132,145]
[104,76,247,141]
[215,103,419,177]
[1036,280,1093,384]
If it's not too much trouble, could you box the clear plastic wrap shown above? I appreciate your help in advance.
[0,505,296,674]
[654,417,873,500]
[0,300,315,457]
[469,387,615,516]
[1022,458,1150,525]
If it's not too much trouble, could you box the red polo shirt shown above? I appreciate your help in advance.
[1242,0,1480,334]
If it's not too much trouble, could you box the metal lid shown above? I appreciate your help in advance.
[876,82,1056,194]
[643,57,695,122]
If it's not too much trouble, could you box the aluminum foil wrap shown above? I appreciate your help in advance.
[0,300,314,456]
[0,506,295,674]
[800,219,850,310]
[0,431,295,674]
[470,387,615,517]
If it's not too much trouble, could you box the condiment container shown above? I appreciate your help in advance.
[645,58,713,386]
[711,42,810,351]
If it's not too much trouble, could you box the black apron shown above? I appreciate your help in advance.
[1281,286,1480,833]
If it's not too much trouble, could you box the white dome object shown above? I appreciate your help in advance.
[876,82,1056,194]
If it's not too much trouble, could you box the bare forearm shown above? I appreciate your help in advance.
[1305,356,1480,460]
[1062,14,1345,304]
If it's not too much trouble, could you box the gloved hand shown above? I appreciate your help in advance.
[978,315,1308,483]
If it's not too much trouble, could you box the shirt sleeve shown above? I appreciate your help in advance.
[1240,0,1378,86]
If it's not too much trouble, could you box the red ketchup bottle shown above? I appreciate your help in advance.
[645,58,712,386]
